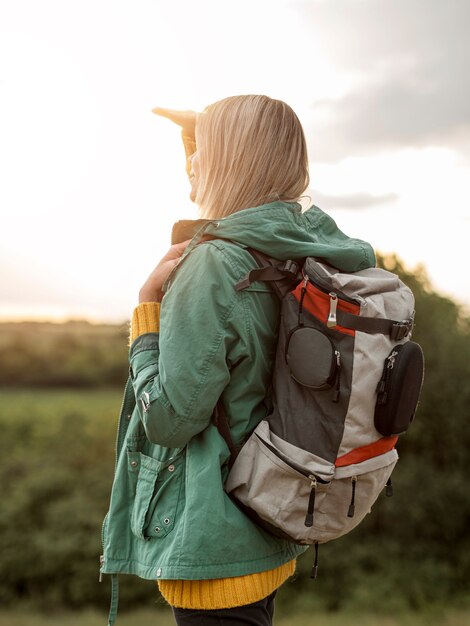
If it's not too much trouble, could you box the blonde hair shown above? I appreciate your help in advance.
[195,95,310,219]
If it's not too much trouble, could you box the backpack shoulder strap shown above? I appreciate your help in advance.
[214,248,302,468]
[235,248,303,299]
[212,399,240,470]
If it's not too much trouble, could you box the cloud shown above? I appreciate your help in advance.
[297,0,470,161]
[311,190,399,211]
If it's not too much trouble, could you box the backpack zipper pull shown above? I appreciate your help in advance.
[327,292,338,328]
[298,275,308,326]
[310,541,320,579]
[333,350,341,402]
[376,350,399,404]
[388,350,398,369]
[347,476,357,517]
[304,476,317,527]
[385,477,393,497]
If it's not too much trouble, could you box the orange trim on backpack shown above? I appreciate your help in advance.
[335,436,399,467]
[292,282,360,337]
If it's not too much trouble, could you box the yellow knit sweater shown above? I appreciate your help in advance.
[130,303,296,609]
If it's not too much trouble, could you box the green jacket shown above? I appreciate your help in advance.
[100,201,375,582]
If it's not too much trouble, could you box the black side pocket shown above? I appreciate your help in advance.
[285,326,338,389]
[374,342,425,436]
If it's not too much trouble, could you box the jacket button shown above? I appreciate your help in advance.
[168,465,175,472]
[130,460,138,468]
[156,568,162,577]
[163,518,170,525]
[155,527,160,533]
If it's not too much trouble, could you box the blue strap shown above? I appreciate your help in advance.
[107,574,119,626]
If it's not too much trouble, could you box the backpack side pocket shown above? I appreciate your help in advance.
[285,326,339,390]
[374,341,425,436]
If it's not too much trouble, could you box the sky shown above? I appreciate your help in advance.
[1,0,469,322]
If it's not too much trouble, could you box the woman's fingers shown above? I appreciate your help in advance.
[138,240,192,303]
[152,107,198,134]
[170,239,192,259]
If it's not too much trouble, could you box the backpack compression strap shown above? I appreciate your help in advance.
[336,310,414,340]
[237,250,413,340]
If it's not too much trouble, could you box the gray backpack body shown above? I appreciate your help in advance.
[221,252,424,562]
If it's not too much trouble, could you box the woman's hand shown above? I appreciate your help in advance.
[152,107,198,136]
[139,240,191,303]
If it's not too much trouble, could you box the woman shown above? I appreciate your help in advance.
[100,95,375,626]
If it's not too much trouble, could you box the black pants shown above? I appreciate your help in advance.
[171,591,277,626]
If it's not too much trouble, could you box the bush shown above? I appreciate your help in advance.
[0,389,157,609]
[0,321,129,388]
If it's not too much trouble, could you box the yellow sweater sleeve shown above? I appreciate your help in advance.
[129,302,296,610]
[130,302,161,343]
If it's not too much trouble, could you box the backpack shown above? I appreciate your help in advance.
[216,250,425,576]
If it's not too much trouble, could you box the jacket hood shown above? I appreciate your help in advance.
[172,201,375,273]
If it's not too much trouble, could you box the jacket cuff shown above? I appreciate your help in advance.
[130,302,161,343]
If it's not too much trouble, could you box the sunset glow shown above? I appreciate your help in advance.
[1,0,469,322]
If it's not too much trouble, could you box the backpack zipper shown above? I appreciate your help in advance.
[376,345,403,404]
[304,266,360,306]
[254,433,329,484]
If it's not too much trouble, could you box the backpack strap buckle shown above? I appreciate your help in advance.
[390,320,413,341]
[282,260,300,276]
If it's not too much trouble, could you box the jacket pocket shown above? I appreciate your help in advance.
[128,450,184,540]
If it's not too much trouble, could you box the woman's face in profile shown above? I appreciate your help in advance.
[189,152,199,203]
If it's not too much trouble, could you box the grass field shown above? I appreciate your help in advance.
[0,608,469,626]
[1,388,468,622]
[0,387,123,425]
